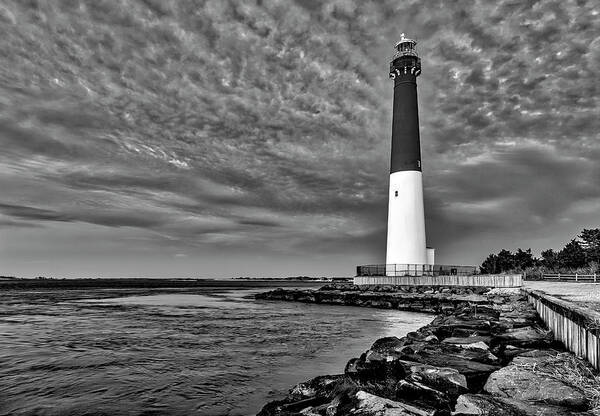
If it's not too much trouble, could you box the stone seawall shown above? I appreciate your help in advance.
[526,288,600,370]
[354,274,522,288]
[256,286,599,415]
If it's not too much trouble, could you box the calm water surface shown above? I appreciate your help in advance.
[0,287,431,415]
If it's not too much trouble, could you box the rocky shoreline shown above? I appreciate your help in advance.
[255,286,599,415]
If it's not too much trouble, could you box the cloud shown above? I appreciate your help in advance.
[0,0,598,276]
[0,203,73,223]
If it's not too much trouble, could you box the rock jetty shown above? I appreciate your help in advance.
[256,286,599,415]
[255,284,494,314]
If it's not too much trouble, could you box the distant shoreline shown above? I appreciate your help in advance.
[0,277,338,290]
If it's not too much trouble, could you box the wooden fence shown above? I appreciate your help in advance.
[525,288,600,369]
[541,273,599,282]
[353,274,522,287]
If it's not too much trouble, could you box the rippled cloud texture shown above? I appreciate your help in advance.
[1,0,599,277]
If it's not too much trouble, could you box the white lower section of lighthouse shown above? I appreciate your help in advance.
[385,170,428,269]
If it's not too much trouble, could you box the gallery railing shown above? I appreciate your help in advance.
[356,264,477,277]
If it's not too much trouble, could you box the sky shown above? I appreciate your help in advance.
[0,0,599,278]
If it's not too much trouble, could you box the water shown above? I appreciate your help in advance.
[0,287,432,415]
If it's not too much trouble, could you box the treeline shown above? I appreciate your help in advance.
[480,228,600,276]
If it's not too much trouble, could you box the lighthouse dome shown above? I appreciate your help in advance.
[394,33,417,52]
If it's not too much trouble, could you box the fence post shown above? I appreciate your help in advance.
[558,272,561,280]
[595,273,597,283]
[576,273,578,282]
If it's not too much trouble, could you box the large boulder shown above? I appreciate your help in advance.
[506,398,595,416]
[427,315,494,339]
[287,375,346,401]
[408,341,495,363]
[442,336,491,351]
[452,394,592,416]
[349,350,407,384]
[397,341,499,363]
[483,366,589,409]
[493,344,534,363]
[394,379,452,411]
[492,344,561,364]
[406,329,438,342]
[509,348,562,370]
[345,357,360,374]
[498,311,539,329]
[394,343,501,389]
[347,333,451,382]
[442,336,491,345]
[257,375,357,416]
[296,293,316,303]
[452,394,521,415]
[491,326,554,349]
[398,361,468,397]
[370,337,406,354]
[347,390,435,416]
[317,291,346,305]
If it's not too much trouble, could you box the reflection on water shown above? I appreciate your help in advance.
[0,288,431,416]
[79,293,250,309]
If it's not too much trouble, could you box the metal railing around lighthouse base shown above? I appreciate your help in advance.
[356,264,477,277]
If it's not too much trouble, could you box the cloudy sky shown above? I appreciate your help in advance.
[1,0,598,278]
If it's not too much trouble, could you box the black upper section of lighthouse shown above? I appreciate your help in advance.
[389,34,422,173]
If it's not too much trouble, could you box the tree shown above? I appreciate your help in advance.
[480,248,532,273]
[579,228,600,264]
[540,249,558,270]
[480,254,499,274]
[496,249,515,272]
[514,248,535,270]
[558,240,587,270]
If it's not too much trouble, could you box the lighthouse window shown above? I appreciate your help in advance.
[394,191,398,197]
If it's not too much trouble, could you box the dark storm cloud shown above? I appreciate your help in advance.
[0,120,90,160]
[426,143,600,244]
[0,203,73,223]
[0,0,598,272]
[0,202,168,229]
[0,219,42,229]
[238,219,280,227]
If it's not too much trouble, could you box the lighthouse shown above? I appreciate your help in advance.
[385,34,433,275]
